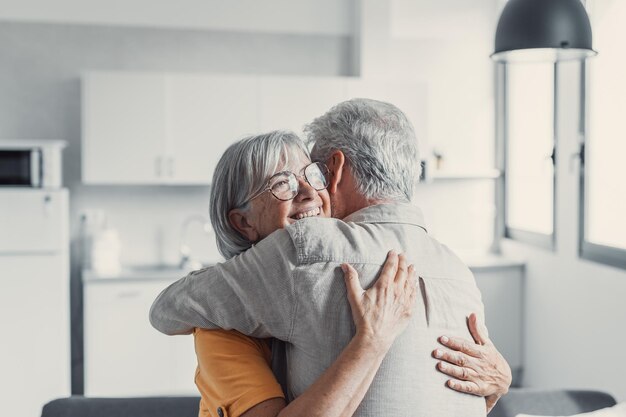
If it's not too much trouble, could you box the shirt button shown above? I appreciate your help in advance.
[217,407,224,417]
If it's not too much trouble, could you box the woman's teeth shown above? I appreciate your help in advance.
[293,207,320,220]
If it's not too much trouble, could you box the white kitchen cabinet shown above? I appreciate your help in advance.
[0,189,67,253]
[84,277,197,396]
[82,73,167,184]
[0,255,70,417]
[83,72,260,185]
[259,76,346,136]
[165,74,259,184]
[82,72,429,184]
[0,189,70,417]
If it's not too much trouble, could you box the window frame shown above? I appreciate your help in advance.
[579,61,626,270]
[502,62,558,251]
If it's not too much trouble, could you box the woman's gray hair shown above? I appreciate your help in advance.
[304,98,420,202]
[210,130,310,260]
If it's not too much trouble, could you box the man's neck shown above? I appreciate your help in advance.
[340,197,394,219]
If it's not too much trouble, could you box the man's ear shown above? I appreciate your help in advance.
[228,209,259,243]
[325,150,345,195]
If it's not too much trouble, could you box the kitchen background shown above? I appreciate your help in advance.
[0,0,625,416]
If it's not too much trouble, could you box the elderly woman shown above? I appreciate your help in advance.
[185,130,510,417]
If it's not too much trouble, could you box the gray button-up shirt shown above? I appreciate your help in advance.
[150,203,486,416]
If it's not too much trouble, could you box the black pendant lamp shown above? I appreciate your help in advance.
[491,0,597,62]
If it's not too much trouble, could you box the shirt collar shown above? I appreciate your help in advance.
[343,203,428,233]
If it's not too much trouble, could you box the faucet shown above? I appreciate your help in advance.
[178,214,213,271]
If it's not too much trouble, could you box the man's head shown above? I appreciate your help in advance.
[304,98,421,218]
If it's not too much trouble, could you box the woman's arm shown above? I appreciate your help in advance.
[242,250,417,417]
[194,329,286,417]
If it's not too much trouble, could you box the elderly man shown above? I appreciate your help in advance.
[151,98,510,416]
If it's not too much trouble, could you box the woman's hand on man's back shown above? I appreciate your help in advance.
[341,250,418,353]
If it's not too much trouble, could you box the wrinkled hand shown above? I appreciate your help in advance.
[433,313,512,413]
[342,251,417,351]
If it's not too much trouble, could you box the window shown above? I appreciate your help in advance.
[504,62,556,248]
[581,0,626,269]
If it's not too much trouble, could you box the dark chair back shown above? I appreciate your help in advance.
[490,389,617,417]
[41,396,201,417]
[43,390,618,417]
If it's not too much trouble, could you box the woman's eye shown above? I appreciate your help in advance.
[272,180,290,190]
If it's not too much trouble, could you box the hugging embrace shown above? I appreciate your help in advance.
[150,98,512,417]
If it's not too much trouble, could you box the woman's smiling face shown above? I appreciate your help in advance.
[236,149,331,242]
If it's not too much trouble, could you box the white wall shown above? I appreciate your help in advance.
[501,61,626,402]
[389,0,499,255]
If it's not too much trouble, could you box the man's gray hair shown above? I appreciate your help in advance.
[305,98,420,201]
[210,130,310,259]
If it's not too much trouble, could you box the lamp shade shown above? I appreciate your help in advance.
[491,0,596,62]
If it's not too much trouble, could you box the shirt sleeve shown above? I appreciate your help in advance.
[194,329,285,417]
[149,228,297,341]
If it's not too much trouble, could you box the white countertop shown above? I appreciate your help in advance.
[463,254,525,271]
[82,266,198,283]
[0,139,67,149]
[83,254,525,283]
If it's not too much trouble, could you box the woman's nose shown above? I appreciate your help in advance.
[294,177,316,201]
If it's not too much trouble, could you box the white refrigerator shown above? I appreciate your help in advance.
[0,189,71,417]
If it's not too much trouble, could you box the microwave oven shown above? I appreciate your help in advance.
[0,140,66,188]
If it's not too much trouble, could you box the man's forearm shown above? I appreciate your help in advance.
[149,275,217,335]
[150,230,298,339]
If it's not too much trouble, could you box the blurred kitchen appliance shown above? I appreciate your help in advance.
[0,189,71,417]
[91,228,122,276]
[80,211,122,277]
[0,140,66,188]
[178,214,213,271]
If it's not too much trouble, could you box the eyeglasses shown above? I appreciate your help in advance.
[247,162,330,202]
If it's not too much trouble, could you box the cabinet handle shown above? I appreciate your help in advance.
[42,194,52,217]
[167,157,174,177]
[117,291,140,299]
[155,156,163,177]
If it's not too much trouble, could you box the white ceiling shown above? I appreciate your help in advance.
[0,0,502,41]
[391,0,499,40]
[0,0,352,35]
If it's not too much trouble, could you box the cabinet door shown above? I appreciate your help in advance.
[165,74,259,184]
[0,254,70,417]
[0,189,67,253]
[259,76,346,137]
[84,280,197,396]
[82,73,167,184]
[473,267,524,373]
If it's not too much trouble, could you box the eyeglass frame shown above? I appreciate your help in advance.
[244,161,330,204]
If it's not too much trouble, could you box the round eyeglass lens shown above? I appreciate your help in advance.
[305,163,328,190]
[269,173,298,200]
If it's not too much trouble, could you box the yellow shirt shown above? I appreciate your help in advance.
[194,328,285,417]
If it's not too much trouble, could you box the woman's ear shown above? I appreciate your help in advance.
[228,209,259,243]
[326,150,345,195]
